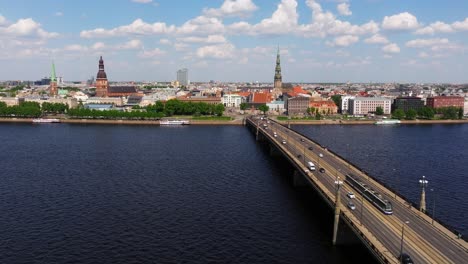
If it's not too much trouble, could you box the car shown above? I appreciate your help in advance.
[347,201,356,210]
[347,192,356,199]
[319,168,325,173]
[282,140,286,144]
[399,253,414,264]
[319,153,324,158]
[273,134,277,137]
[300,138,305,142]
[297,154,302,159]
[308,146,313,150]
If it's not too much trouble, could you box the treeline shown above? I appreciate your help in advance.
[146,99,225,116]
[68,108,164,120]
[392,106,463,120]
[0,101,41,117]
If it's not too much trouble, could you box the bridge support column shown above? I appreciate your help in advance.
[293,170,308,187]
[332,178,344,245]
[419,176,428,213]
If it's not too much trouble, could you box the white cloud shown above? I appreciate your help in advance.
[406,38,449,48]
[0,15,6,26]
[382,12,420,31]
[178,35,227,44]
[203,0,258,18]
[138,48,166,58]
[196,43,235,59]
[364,34,389,44]
[0,18,59,39]
[415,21,454,35]
[159,38,171,45]
[382,43,400,53]
[131,0,152,3]
[329,35,359,47]
[64,44,88,52]
[174,43,190,51]
[91,42,106,50]
[80,18,175,38]
[452,18,468,31]
[337,3,352,16]
[176,16,225,35]
[116,39,143,49]
[250,0,299,35]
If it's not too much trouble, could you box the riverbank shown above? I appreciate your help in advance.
[1,117,467,125]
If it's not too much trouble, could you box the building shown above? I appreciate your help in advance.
[178,96,221,105]
[341,95,355,114]
[309,100,338,115]
[272,47,283,99]
[177,68,189,86]
[107,86,137,97]
[393,97,424,112]
[286,96,310,115]
[49,62,58,97]
[95,56,109,97]
[222,93,243,107]
[266,100,286,114]
[348,97,392,115]
[426,96,464,109]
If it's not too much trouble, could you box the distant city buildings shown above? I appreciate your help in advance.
[393,97,425,112]
[348,97,392,115]
[426,96,464,109]
[95,56,137,97]
[177,68,189,86]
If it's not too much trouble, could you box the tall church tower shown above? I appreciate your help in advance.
[49,61,58,97]
[273,47,283,99]
[95,56,108,97]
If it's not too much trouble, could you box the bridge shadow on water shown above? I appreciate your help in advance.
[254,139,376,264]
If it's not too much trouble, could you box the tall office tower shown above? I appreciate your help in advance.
[177,68,189,86]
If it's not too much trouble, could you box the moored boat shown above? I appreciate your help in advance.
[32,118,61,123]
[159,119,190,125]
[374,119,401,125]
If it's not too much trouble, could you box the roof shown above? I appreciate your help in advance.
[127,95,143,104]
[108,86,137,93]
[251,92,272,103]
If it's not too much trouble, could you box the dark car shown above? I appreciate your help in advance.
[297,154,302,159]
[319,168,325,173]
[300,138,305,142]
[399,253,414,264]
[308,146,313,150]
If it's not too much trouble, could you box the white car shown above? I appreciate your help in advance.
[282,140,286,144]
[347,192,355,199]
[347,201,356,210]
[319,153,324,158]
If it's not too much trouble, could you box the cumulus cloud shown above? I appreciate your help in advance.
[414,18,468,35]
[178,35,227,44]
[250,0,299,35]
[196,43,235,59]
[80,18,174,38]
[382,12,419,31]
[0,17,59,38]
[116,39,143,49]
[452,18,468,31]
[328,35,359,47]
[176,16,225,35]
[91,42,106,50]
[203,0,258,18]
[364,34,389,44]
[382,43,400,53]
[406,38,449,48]
[159,38,171,45]
[337,3,352,16]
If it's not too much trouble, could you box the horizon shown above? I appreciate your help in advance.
[0,0,467,83]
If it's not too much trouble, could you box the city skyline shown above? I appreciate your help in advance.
[1,0,468,83]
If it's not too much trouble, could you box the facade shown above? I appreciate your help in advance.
[341,95,355,114]
[348,97,392,115]
[87,97,124,106]
[309,100,338,114]
[286,96,310,115]
[464,99,468,115]
[107,86,137,97]
[95,56,109,97]
[272,47,283,99]
[393,97,424,112]
[178,96,221,105]
[222,93,243,107]
[267,100,286,114]
[177,68,189,86]
[426,96,464,109]
[49,62,58,97]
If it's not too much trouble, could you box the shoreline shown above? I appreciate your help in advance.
[0,118,467,126]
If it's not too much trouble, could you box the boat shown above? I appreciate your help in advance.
[374,119,401,125]
[32,118,61,123]
[159,119,190,125]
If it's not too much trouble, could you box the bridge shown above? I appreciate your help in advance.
[245,116,468,264]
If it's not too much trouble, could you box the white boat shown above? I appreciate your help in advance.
[159,119,190,125]
[374,119,401,125]
[32,118,61,123]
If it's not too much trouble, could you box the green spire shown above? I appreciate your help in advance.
[51,61,56,82]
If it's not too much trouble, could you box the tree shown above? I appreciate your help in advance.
[405,109,417,120]
[240,103,247,111]
[258,104,269,114]
[307,107,315,116]
[392,109,405,120]
[375,106,384,115]
[458,107,464,119]
[214,104,225,116]
[331,95,342,112]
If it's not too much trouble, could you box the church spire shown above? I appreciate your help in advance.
[51,61,56,82]
[274,46,282,90]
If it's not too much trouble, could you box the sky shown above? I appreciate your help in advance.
[0,0,467,83]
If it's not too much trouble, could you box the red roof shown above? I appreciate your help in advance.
[251,92,272,103]
[236,92,251,97]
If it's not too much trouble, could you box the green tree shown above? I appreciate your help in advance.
[307,107,315,116]
[258,104,269,114]
[392,109,405,120]
[214,104,225,116]
[405,109,417,120]
[375,106,384,115]
[331,95,342,112]
[240,102,247,111]
[458,107,464,119]
[315,112,322,120]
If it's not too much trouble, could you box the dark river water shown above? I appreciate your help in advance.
[0,123,466,263]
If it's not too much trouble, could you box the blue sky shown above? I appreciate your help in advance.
[0,0,467,83]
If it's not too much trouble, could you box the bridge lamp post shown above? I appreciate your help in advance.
[399,221,410,260]
[419,175,428,213]
[431,188,436,225]
[332,176,344,245]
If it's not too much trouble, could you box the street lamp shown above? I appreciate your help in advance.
[419,175,428,212]
[332,176,344,245]
[431,188,436,225]
[399,221,410,260]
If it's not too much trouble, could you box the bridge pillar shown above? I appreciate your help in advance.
[293,170,308,187]
[332,179,344,245]
[419,176,428,212]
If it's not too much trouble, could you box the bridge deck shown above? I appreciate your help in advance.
[247,116,468,264]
